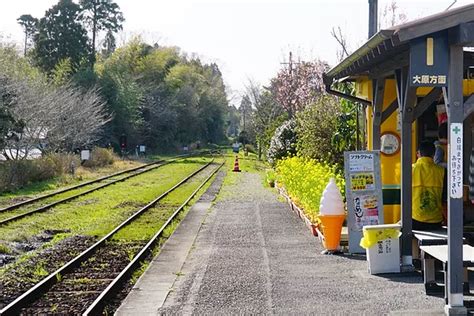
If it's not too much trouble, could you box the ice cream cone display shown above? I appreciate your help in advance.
[318,178,345,254]
[318,214,345,251]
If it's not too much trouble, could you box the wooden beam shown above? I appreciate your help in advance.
[464,94,474,119]
[369,52,409,79]
[396,6,474,43]
[446,44,465,312]
[452,22,474,46]
[400,86,416,267]
[412,87,442,122]
[394,67,408,110]
[372,79,385,150]
[381,99,398,123]
[384,39,394,50]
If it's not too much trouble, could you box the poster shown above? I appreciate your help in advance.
[350,173,375,191]
[353,195,379,230]
[344,151,384,253]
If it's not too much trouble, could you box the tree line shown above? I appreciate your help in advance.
[239,56,361,168]
[1,0,230,160]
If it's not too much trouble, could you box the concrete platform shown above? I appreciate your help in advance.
[116,171,225,315]
[117,168,448,315]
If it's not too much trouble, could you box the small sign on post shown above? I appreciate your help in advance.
[449,123,463,199]
[81,150,90,161]
[139,145,146,153]
[344,151,384,254]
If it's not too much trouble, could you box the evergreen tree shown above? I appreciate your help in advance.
[80,0,124,67]
[17,14,38,57]
[101,30,117,58]
[33,0,90,74]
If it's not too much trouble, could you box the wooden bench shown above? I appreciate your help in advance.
[412,229,450,264]
[413,229,450,246]
[419,244,474,302]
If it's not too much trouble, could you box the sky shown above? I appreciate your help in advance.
[0,0,473,105]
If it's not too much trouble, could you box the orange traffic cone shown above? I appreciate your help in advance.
[232,156,241,172]
[318,214,345,254]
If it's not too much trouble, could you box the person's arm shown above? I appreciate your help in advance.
[469,149,474,203]
[434,144,447,168]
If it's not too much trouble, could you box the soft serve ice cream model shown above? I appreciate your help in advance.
[318,178,346,254]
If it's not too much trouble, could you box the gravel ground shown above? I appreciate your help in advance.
[157,170,447,315]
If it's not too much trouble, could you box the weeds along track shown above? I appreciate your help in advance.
[0,160,223,315]
[0,156,192,226]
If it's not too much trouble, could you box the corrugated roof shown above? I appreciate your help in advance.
[325,3,474,83]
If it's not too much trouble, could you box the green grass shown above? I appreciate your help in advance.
[112,159,221,242]
[216,151,267,201]
[122,162,221,285]
[0,159,146,208]
[0,156,219,286]
[0,157,210,244]
[0,242,12,254]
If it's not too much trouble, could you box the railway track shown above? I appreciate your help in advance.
[0,155,194,226]
[0,160,223,315]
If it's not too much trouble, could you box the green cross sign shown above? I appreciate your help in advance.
[453,126,461,134]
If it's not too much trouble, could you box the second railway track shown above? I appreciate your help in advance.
[0,159,223,315]
[0,155,195,226]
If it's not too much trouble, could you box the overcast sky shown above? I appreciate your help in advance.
[0,0,472,104]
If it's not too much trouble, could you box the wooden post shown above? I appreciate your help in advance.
[445,44,466,314]
[395,68,416,269]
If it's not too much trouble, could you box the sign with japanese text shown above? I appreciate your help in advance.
[449,123,463,199]
[344,151,384,253]
[348,153,374,172]
[409,31,449,87]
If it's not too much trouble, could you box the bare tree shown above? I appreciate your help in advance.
[244,79,285,159]
[331,26,350,62]
[43,85,112,152]
[3,79,111,159]
[381,0,407,28]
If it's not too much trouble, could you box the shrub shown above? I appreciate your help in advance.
[244,144,256,154]
[34,153,79,181]
[276,156,344,222]
[266,169,276,187]
[82,147,116,168]
[0,160,35,192]
[295,95,341,166]
[267,119,297,166]
[0,153,80,192]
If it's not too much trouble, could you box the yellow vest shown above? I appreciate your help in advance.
[412,157,445,223]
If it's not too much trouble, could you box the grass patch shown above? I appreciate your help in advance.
[125,162,221,285]
[0,156,220,290]
[0,159,146,208]
[0,242,12,254]
[216,152,267,201]
[0,157,210,256]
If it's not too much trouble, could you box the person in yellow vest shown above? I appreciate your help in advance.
[412,141,445,230]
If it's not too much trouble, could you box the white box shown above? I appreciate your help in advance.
[364,224,401,274]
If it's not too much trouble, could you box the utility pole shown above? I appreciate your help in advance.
[280,52,301,118]
[368,0,378,38]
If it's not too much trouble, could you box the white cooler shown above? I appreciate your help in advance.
[363,224,401,274]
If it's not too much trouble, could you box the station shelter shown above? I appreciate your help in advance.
[323,4,474,313]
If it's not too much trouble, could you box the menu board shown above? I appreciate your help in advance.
[344,151,384,253]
